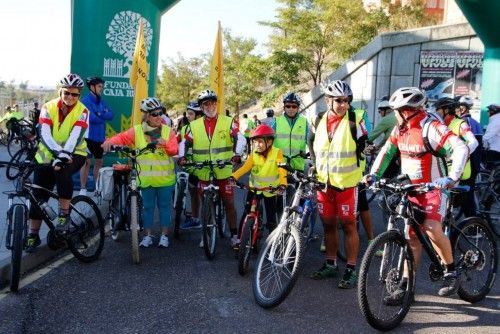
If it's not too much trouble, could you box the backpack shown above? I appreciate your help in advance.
[96,167,115,201]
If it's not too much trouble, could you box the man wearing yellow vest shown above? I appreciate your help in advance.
[25,74,89,252]
[311,80,367,289]
[103,97,178,248]
[433,97,478,216]
[178,90,246,248]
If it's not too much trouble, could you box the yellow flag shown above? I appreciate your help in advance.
[209,21,224,114]
[130,19,149,126]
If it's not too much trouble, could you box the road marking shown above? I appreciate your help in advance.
[0,253,74,300]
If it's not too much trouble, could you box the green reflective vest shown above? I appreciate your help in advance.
[274,115,307,171]
[191,116,234,181]
[134,124,175,188]
[313,112,363,189]
[448,118,471,180]
[249,146,281,197]
[35,98,87,163]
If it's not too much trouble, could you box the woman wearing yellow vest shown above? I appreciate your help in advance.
[25,74,89,252]
[230,124,287,242]
[103,97,178,248]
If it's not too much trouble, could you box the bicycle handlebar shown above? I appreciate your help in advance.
[232,180,279,193]
[370,177,470,194]
[108,143,156,157]
[183,160,232,170]
[277,162,325,189]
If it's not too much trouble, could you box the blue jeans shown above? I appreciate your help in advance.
[141,185,174,230]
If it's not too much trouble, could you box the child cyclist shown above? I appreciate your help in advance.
[229,124,287,245]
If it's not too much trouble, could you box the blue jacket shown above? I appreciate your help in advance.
[81,93,114,142]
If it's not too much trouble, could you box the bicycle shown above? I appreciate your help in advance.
[1,159,105,292]
[6,119,35,157]
[476,163,500,237]
[183,160,232,260]
[172,169,191,239]
[233,181,279,276]
[6,131,39,181]
[357,176,498,331]
[106,144,155,264]
[252,162,324,308]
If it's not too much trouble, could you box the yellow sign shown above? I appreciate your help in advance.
[130,19,149,125]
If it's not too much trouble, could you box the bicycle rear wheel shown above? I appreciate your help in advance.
[253,223,303,309]
[217,197,227,238]
[67,195,105,263]
[9,204,26,292]
[7,135,23,157]
[238,218,253,276]
[358,230,415,331]
[202,194,217,260]
[451,217,498,303]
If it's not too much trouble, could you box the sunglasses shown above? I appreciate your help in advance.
[333,98,349,104]
[284,105,298,109]
[62,91,80,97]
[149,111,163,117]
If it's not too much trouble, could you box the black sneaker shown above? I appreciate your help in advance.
[25,233,41,253]
[55,214,70,233]
[438,272,460,296]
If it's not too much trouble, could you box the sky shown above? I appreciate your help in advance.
[0,0,278,88]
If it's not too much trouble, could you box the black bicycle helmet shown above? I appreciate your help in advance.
[265,108,274,117]
[434,97,457,114]
[86,76,105,88]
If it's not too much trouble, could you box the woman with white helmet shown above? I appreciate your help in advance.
[102,97,178,248]
[364,86,469,303]
[25,74,90,252]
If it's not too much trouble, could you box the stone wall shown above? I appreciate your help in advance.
[301,22,483,127]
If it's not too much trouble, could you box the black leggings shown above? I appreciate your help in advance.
[29,155,86,220]
[240,191,279,233]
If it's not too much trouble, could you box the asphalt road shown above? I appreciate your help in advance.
[0,180,499,333]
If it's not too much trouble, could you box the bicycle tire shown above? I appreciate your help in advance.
[0,130,9,146]
[173,179,187,239]
[6,147,29,180]
[481,194,500,238]
[67,195,105,263]
[9,204,26,292]
[451,217,498,303]
[253,223,303,309]
[358,230,415,331]
[202,194,217,260]
[238,218,253,276]
[7,135,23,157]
[129,194,140,264]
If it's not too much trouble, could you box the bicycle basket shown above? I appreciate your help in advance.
[97,167,115,201]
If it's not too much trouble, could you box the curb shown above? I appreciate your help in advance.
[0,199,109,290]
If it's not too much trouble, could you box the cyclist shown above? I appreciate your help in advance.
[484,103,500,166]
[311,80,367,288]
[1,103,24,137]
[434,97,478,217]
[241,113,255,154]
[179,101,203,230]
[364,87,468,302]
[102,97,178,248]
[24,74,89,252]
[230,124,287,240]
[261,108,275,128]
[178,89,246,248]
[29,101,41,135]
[79,76,114,196]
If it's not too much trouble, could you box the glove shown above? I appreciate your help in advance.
[57,151,72,162]
[276,184,286,195]
[434,177,453,189]
[231,155,241,164]
[363,174,378,186]
[177,157,187,166]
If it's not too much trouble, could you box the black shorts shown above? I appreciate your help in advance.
[85,139,104,159]
[357,183,369,212]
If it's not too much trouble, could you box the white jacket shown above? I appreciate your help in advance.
[484,113,500,152]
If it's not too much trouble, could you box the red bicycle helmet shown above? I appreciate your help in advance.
[250,124,275,139]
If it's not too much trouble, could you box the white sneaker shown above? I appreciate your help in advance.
[158,235,169,248]
[79,189,87,196]
[199,237,204,248]
[139,235,153,248]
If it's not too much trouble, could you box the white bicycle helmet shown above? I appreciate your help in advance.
[140,97,162,113]
[377,100,391,109]
[197,90,217,105]
[323,80,353,102]
[59,74,84,89]
[389,87,426,110]
[458,96,474,108]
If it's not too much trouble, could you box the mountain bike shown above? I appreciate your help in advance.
[233,181,278,276]
[0,159,105,292]
[6,119,35,157]
[253,163,324,308]
[184,160,232,260]
[107,144,155,264]
[476,163,500,237]
[358,176,498,331]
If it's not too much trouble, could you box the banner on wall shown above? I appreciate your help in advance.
[419,51,483,101]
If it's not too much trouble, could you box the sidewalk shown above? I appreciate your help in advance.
[0,146,108,287]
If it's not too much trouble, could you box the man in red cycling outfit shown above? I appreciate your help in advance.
[365,87,468,304]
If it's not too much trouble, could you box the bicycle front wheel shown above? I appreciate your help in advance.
[129,194,140,264]
[202,194,217,260]
[10,204,26,292]
[358,230,415,332]
[238,218,253,276]
[67,195,105,263]
[451,217,498,303]
[253,223,303,309]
